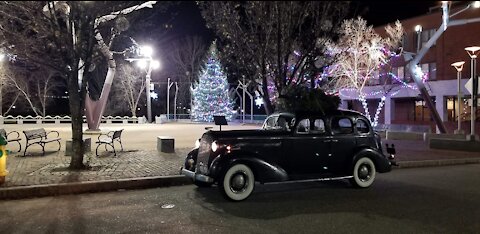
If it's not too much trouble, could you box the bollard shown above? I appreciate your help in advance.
[0,135,8,185]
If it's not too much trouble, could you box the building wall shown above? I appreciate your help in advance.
[375,5,480,82]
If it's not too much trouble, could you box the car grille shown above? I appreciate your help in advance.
[197,134,213,174]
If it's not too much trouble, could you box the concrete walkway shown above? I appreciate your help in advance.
[1,122,479,199]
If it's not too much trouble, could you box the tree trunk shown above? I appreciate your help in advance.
[261,76,274,115]
[68,70,85,170]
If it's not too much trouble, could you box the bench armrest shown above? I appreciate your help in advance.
[6,130,20,140]
[98,133,112,142]
[107,131,115,138]
[46,130,60,139]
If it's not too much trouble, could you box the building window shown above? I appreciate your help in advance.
[420,28,436,48]
[419,63,437,81]
[401,33,409,50]
[370,70,380,85]
[392,66,406,83]
[429,63,436,80]
[404,66,412,82]
[414,100,432,122]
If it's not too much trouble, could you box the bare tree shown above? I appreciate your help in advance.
[0,1,159,169]
[198,1,349,114]
[168,36,206,110]
[0,61,21,116]
[114,63,146,117]
[327,17,403,126]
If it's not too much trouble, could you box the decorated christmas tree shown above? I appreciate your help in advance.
[191,42,235,122]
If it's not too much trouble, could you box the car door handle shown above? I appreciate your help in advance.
[331,139,339,143]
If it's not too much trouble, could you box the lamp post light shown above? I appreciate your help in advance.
[451,61,465,134]
[414,25,422,53]
[465,46,480,140]
[129,45,160,123]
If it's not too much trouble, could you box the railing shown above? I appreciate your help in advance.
[0,114,268,125]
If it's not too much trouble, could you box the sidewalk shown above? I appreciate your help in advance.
[1,123,479,199]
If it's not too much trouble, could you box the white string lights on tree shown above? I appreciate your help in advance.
[326,17,411,127]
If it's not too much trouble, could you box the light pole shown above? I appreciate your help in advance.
[414,25,422,53]
[451,61,465,134]
[465,46,480,140]
[129,46,160,123]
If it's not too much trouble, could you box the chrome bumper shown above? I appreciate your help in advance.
[181,168,214,183]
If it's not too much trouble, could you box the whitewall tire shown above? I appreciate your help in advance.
[350,157,376,188]
[220,164,255,201]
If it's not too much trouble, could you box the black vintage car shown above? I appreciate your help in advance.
[181,110,395,201]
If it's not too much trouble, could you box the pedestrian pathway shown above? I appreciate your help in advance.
[3,148,189,187]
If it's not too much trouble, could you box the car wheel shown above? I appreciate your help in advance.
[350,157,376,188]
[219,163,255,201]
[194,181,212,188]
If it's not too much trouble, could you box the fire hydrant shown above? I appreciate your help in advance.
[0,135,8,185]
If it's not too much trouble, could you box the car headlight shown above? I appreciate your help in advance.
[211,141,218,152]
[194,139,201,149]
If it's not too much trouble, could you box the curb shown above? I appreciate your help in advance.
[397,157,480,168]
[1,158,480,200]
[0,175,193,200]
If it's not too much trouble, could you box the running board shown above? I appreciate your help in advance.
[264,176,353,185]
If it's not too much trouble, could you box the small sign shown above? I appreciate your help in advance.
[465,77,480,95]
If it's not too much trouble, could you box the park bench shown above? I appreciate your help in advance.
[0,129,22,152]
[95,129,124,156]
[23,128,61,156]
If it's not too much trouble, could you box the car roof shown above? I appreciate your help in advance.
[270,109,365,118]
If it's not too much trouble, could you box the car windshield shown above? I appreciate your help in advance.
[262,115,294,132]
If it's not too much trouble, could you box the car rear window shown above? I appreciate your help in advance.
[356,119,370,134]
[331,117,353,134]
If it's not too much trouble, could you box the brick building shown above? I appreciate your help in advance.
[340,3,480,133]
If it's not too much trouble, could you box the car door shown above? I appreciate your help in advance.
[327,116,356,173]
[286,118,329,175]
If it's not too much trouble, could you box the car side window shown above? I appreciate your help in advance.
[263,116,277,130]
[311,119,325,134]
[295,119,310,134]
[331,117,353,135]
[356,119,370,134]
[275,116,291,132]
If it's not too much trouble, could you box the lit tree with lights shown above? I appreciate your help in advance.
[327,17,403,127]
[191,42,235,122]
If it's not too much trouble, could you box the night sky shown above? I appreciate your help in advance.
[159,1,440,42]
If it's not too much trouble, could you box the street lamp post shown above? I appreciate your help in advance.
[128,46,160,123]
[452,61,465,134]
[415,25,422,53]
[465,46,480,140]
[145,61,153,123]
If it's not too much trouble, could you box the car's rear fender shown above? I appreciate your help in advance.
[210,153,289,183]
[351,148,391,173]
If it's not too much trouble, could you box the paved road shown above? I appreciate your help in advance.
[2,164,480,234]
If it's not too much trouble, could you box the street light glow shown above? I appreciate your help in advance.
[151,60,160,69]
[140,46,153,57]
[414,25,422,33]
[473,1,480,8]
[137,60,148,69]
